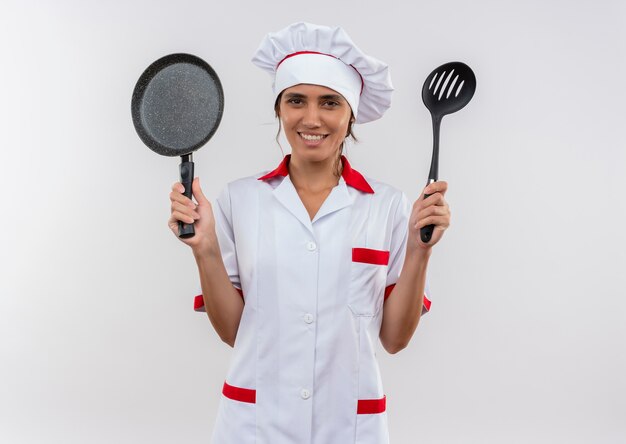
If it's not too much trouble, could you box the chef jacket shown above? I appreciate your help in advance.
[193,154,432,444]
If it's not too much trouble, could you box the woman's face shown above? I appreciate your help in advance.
[278,83,353,163]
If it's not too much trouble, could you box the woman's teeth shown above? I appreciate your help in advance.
[300,133,327,141]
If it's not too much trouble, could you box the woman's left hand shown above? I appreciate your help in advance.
[408,181,451,251]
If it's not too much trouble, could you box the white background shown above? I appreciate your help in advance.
[1,0,625,443]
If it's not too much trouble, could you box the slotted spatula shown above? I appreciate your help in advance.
[420,61,476,243]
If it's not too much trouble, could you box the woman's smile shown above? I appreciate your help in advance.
[298,132,329,146]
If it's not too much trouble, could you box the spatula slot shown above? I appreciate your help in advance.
[438,69,455,101]
[455,80,465,97]
[446,75,459,99]
[433,71,446,95]
[429,72,438,90]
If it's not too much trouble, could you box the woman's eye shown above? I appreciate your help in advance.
[287,98,303,105]
[323,101,339,107]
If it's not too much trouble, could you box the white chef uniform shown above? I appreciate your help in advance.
[192,21,434,444]
[193,153,432,444]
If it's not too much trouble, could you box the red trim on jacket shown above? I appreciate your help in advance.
[194,287,243,311]
[222,381,256,404]
[383,284,432,312]
[222,381,385,413]
[423,293,431,312]
[384,285,395,301]
[357,395,387,414]
[352,247,390,265]
[258,154,374,194]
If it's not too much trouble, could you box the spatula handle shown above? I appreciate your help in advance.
[420,186,436,243]
[178,154,195,238]
[420,217,435,242]
[421,115,440,244]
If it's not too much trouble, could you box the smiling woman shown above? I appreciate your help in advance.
[273,84,358,179]
[169,21,447,444]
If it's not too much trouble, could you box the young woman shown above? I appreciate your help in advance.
[168,22,450,444]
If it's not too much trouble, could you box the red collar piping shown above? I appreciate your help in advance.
[257,154,374,194]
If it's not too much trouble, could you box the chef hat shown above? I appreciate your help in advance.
[251,22,393,124]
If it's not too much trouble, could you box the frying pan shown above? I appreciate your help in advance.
[131,53,224,238]
[420,61,476,243]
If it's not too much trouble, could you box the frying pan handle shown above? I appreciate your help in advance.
[178,155,195,238]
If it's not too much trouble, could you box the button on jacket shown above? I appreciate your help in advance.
[194,154,432,444]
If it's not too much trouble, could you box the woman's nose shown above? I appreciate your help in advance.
[301,105,321,127]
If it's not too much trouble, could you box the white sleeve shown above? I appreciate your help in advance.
[384,191,432,315]
[194,183,243,312]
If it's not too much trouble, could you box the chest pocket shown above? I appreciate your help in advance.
[346,192,396,317]
[348,247,389,316]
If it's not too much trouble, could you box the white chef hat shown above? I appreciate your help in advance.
[251,22,393,124]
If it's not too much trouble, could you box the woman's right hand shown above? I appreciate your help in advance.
[168,177,218,255]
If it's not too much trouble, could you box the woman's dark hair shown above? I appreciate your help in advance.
[274,91,357,179]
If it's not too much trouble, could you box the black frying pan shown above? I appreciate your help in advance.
[131,53,224,238]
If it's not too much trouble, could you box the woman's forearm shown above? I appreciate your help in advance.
[379,246,431,353]
[193,239,244,347]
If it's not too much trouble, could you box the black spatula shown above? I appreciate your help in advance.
[420,61,476,243]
